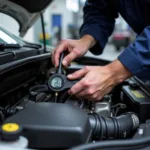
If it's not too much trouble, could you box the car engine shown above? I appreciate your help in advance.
[0,52,150,150]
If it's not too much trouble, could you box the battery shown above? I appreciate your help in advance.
[122,85,150,123]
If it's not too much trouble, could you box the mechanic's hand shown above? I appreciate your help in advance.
[52,35,96,67]
[67,59,132,101]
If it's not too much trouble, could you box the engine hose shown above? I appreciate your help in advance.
[89,112,139,140]
[29,85,49,95]
[68,137,150,150]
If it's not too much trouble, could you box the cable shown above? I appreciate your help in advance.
[40,13,47,53]
[57,52,65,74]
[111,103,126,109]
[68,137,150,150]
[111,103,126,116]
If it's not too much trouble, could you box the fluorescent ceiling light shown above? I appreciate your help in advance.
[66,0,79,13]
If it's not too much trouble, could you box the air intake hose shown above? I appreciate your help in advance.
[89,113,139,140]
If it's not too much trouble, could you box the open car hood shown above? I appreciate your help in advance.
[0,0,53,36]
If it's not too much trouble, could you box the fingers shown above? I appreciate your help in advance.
[52,39,87,67]
[68,80,85,95]
[76,90,87,97]
[84,92,102,101]
[76,89,97,99]
[62,50,78,67]
[68,67,90,95]
[77,90,102,101]
[77,86,113,101]
[52,40,69,67]
[54,44,66,67]
[67,67,89,80]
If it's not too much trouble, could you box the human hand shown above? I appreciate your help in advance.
[52,35,96,67]
[67,60,132,101]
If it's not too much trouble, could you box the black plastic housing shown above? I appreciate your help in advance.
[4,103,92,149]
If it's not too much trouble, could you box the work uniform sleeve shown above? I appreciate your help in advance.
[80,0,118,55]
[118,26,150,80]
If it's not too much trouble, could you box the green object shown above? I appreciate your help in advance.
[39,33,51,45]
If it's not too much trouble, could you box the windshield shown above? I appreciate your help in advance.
[0,26,25,45]
[0,30,17,44]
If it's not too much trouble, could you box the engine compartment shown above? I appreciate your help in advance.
[0,53,150,149]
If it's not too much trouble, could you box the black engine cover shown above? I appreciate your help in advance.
[4,103,92,149]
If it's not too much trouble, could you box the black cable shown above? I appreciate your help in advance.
[111,103,126,109]
[40,13,47,53]
[57,52,65,74]
[68,137,150,150]
[111,103,126,116]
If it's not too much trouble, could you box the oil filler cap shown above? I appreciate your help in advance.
[1,123,22,141]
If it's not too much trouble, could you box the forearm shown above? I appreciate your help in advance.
[80,35,97,49]
[107,59,132,84]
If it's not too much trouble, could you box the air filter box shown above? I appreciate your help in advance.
[4,103,92,149]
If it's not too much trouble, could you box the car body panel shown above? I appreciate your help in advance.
[0,0,53,36]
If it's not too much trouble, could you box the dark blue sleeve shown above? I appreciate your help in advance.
[118,26,150,80]
[80,0,118,55]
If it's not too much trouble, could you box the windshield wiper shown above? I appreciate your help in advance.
[23,42,42,49]
[23,44,42,49]
[0,43,21,50]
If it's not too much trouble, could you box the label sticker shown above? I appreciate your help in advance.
[131,90,145,98]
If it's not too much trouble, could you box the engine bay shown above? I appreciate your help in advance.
[0,52,150,149]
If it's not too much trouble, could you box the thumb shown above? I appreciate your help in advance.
[67,68,88,80]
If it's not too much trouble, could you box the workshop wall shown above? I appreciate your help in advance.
[48,0,74,39]
[33,0,74,45]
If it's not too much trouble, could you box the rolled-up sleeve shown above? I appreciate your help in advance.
[80,0,118,55]
[118,26,150,80]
